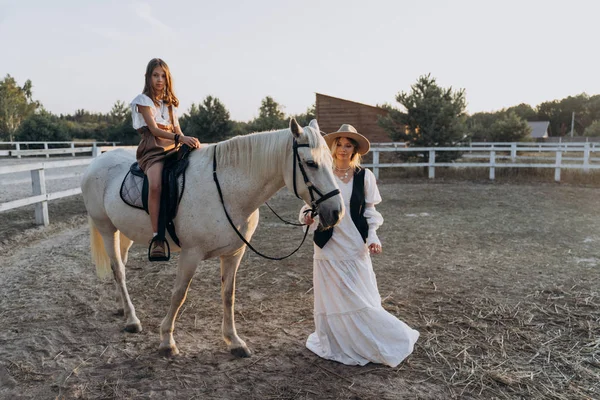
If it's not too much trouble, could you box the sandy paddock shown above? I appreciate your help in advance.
[0,180,598,399]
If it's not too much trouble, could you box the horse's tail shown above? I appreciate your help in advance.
[88,216,112,279]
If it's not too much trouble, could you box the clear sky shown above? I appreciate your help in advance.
[1,0,599,122]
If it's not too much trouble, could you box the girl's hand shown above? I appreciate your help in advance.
[180,135,201,148]
[368,243,382,255]
[303,214,314,225]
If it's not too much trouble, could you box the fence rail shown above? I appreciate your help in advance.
[0,141,119,158]
[365,143,600,180]
[2,141,599,226]
[0,145,136,226]
[372,141,600,150]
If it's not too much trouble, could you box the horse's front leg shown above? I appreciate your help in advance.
[221,248,251,357]
[159,247,198,357]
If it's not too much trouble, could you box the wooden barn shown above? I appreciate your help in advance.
[315,93,393,143]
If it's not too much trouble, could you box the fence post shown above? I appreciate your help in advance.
[428,150,435,179]
[71,142,75,157]
[554,151,562,182]
[44,142,49,158]
[489,149,496,180]
[16,142,21,159]
[372,150,380,180]
[583,142,590,172]
[31,169,49,226]
[511,143,517,162]
[92,143,99,157]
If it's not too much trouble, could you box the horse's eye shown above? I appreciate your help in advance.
[306,160,319,169]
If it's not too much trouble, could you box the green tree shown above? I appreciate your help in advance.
[584,120,600,137]
[292,103,316,127]
[15,109,71,141]
[249,96,288,132]
[105,109,138,144]
[537,94,589,136]
[109,100,129,124]
[488,112,532,142]
[0,74,40,141]
[378,74,467,160]
[506,103,537,121]
[230,120,251,136]
[466,112,497,141]
[181,95,234,143]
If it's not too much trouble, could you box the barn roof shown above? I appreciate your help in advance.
[527,121,550,138]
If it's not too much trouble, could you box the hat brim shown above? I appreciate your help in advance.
[323,131,371,155]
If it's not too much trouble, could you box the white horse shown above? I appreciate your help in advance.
[81,119,343,357]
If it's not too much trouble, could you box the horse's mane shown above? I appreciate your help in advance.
[215,127,320,176]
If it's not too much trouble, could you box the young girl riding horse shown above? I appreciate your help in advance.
[130,58,200,260]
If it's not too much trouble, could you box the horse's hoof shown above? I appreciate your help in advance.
[114,309,125,316]
[123,323,142,333]
[158,345,180,357]
[230,347,252,358]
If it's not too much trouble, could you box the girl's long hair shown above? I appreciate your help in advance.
[143,58,179,107]
[330,137,362,169]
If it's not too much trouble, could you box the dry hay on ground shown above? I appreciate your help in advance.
[0,182,599,399]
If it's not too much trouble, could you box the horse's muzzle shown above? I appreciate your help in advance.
[318,205,344,229]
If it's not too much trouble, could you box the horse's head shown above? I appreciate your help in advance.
[286,118,344,229]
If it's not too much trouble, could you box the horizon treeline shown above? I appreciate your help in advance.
[1,73,600,144]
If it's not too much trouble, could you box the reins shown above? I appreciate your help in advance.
[211,135,339,261]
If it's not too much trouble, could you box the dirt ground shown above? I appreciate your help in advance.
[0,180,599,399]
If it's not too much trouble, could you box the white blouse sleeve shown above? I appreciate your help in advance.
[299,204,319,233]
[364,169,384,246]
[130,94,155,130]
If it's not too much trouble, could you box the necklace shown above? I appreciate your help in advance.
[159,101,165,119]
[334,165,352,180]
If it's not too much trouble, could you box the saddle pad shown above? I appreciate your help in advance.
[119,170,185,211]
[120,171,145,210]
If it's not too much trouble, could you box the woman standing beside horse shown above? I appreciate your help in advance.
[131,58,200,260]
[301,124,419,367]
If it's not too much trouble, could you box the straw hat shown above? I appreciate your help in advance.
[323,124,370,155]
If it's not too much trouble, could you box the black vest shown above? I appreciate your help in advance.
[314,167,368,249]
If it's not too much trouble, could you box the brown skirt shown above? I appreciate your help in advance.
[136,124,180,172]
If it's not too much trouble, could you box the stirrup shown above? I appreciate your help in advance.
[148,236,170,262]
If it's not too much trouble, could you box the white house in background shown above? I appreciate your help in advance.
[527,121,550,139]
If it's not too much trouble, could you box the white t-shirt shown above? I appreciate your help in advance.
[130,93,179,130]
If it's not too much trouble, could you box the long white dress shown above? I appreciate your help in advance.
[300,169,419,367]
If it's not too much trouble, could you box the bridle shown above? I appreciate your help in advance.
[292,138,340,217]
[211,134,340,261]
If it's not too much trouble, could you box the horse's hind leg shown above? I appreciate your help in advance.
[119,233,134,266]
[159,247,199,357]
[220,248,251,358]
[98,226,142,333]
[114,233,134,316]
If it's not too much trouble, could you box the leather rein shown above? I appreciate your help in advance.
[212,137,340,260]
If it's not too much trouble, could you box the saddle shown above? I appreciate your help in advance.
[120,145,194,260]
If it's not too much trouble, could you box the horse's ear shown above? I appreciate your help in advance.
[308,119,320,133]
[290,118,302,138]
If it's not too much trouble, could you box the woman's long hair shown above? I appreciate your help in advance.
[330,137,362,169]
[142,58,179,107]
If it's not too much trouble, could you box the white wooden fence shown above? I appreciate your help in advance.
[0,141,119,158]
[0,145,133,226]
[2,141,599,226]
[0,159,93,226]
[365,143,600,181]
